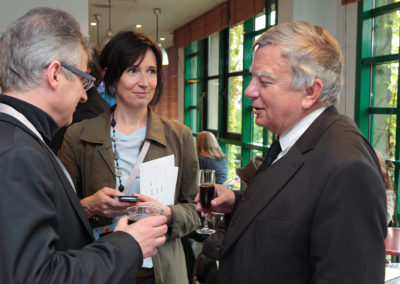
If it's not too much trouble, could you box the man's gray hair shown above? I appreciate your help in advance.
[254,21,344,106]
[0,7,89,92]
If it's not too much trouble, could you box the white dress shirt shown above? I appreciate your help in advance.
[275,106,327,163]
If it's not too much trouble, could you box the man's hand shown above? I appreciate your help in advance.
[115,215,168,258]
[195,184,236,216]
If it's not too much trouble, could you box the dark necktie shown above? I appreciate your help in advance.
[256,139,282,174]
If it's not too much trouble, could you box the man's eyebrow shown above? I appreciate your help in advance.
[250,69,275,80]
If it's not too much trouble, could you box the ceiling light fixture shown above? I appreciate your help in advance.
[94,13,102,46]
[154,8,169,66]
[101,0,113,47]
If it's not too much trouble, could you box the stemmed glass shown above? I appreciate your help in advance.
[196,169,216,235]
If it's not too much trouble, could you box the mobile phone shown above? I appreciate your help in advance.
[115,196,138,203]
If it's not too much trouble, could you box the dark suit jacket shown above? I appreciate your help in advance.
[218,106,387,284]
[0,112,141,283]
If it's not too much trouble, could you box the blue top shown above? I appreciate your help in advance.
[198,156,228,184]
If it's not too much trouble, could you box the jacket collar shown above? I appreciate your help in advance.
[79,106,167,147]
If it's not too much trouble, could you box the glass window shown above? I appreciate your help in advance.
[227,76,243,133]
[207,79,219,130]
[229,24,244,73]
[371,114,396,159]
[372,62,398,108]
[356,0,400,223]
[208,32,220,77]
[226,144,242,190]
[255,14,266,31]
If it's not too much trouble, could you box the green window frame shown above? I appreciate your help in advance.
[355,0,400,223]
[184,0,278,189]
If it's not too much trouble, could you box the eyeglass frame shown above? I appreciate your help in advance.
[60,62,96,91]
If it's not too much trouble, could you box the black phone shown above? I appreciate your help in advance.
[115,196,138,203]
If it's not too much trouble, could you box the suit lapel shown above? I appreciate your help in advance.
[221,106,342,256]
[47,153,94,237]
[221,148,304,255]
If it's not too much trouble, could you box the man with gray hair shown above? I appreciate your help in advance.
[196,21,386,283]
[0,7,167,283]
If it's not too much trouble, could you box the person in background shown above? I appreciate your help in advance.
[0,8,166,283]
[58,30,200,284]
[49,43,109,154]
[375,149,396,225]
[197,131,228,184]
[196,21,386,283]
[235,156,264,190]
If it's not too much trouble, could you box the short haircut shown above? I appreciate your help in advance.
[0,7,89,92]
[100,31,163,106]
[254,21,344,106]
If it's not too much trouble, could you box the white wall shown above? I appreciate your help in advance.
[0,0,89,36]
[279,0,358,119]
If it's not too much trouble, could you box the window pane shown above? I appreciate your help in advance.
[251,150,264,158]
[373,11,400,56]
[229,24,244,72]
[371,114,396,159]
[191,83,198,105]
[208,32,220,76]
[207,79,219,130]
[191,109,198,133]
[372,62,399,107]
[191,56,198,78]
[228,76,243,133]
[270,0,277,25]
[226,144,241,190]
[255,14,266,31]
[191,41,198,53]
[376,0,400,8]
[252,113,263,144]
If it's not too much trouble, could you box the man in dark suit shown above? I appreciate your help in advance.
[196,22,386,283]
[0,7,167,283]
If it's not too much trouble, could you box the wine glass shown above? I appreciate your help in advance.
[196,169,216,235]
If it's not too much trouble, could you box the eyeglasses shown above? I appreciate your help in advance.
[61,62,96,91]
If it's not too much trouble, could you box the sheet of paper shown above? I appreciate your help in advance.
[140,155,178,206]
[385,263,400,282]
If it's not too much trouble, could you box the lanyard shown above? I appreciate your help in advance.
[123,140,151,196]
[0,103,76,192]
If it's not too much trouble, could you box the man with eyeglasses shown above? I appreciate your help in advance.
[0,7,167,284]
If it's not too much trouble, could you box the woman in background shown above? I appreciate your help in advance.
[196,131,227,184]
[375,150,396,225]
[59,31,200,284]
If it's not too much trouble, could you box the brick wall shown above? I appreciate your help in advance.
[152,47,179,121]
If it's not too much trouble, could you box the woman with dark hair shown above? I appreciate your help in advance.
[58,31,200,284]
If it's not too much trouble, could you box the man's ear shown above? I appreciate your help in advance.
[46,61,63,91]
[301,77,323,109]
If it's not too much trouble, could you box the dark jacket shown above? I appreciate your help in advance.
[218,106,387,284]
[0,95,141,283]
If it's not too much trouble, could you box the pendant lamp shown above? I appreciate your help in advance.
[154,8,169,65]
[101,0,113,47]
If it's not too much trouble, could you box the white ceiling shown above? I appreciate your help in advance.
[88,0,226,48]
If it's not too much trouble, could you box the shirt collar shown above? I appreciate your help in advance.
[0,94,59,143]
[277,106,327,160]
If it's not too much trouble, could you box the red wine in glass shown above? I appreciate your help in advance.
[196,169,216,235]
[200,183,215,212]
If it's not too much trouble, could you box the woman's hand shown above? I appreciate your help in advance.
[134,193,173,225]
[80,187,132,218]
